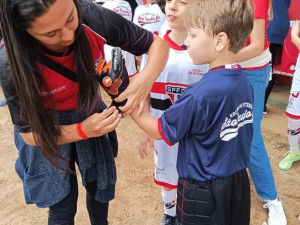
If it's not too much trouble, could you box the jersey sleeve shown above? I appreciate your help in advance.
[82,1,153,56]
[0,47,30,133]
[158,89,206,146]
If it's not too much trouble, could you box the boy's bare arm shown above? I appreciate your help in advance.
[291,21,300,51]
[137,95,154,158]
[130,107,162,140]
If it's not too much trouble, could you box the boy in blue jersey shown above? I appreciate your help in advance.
[131,0,255,224]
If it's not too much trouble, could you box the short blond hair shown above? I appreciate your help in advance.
[184,0,254,53]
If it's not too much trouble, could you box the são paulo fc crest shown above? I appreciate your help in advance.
[166,85,187,103]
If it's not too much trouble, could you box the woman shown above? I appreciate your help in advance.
[0,0,168,224]
[234,1,286,225]
[264,0,291,114]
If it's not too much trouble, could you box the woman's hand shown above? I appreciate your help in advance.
[114,72,151,115]
[81,106,122,138]
[114,34,169,115]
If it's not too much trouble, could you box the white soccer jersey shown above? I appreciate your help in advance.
[133,3,165,71]
[291,53,300,93]
[151,30,209,187]
[103,0,137,76]
[102,0,132,21]
[133,3,166,33]
[159,19,170,37]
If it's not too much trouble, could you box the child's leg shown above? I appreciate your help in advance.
[287,118,300,151]
[154,141,178,224]
[176,170,250,225]
[229,169,250,225]
[176,178,215,225]
[162,187,176,217]
[210,169,250,225]
[279,118,300,170]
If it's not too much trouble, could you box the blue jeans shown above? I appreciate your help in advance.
[244,65,278,201]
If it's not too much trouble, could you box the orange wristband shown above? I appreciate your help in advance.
[77,122,89,140]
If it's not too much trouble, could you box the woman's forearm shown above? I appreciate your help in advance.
[19,124,82,146]
[234,18,265,62]
[143,34,169,82]
[19,107,122,146]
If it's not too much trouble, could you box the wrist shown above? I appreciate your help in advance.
[77,122,89,140]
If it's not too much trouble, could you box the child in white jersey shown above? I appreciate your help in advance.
[102,0,137,76]
[133,0,165,33]
[280,21,300,170]
[133,0,166,69]
[138,0,208,224]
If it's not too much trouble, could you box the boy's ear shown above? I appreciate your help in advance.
[215,32,228,52]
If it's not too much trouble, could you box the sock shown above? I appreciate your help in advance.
[162,188,176,217]
[287,118,300,152]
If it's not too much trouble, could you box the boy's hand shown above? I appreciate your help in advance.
[138,132,154,159]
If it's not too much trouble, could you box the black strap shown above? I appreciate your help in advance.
[40,54,79,83]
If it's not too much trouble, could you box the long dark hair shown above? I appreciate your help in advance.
[0,0,100,167]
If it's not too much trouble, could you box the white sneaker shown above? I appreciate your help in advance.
[263,197,287,225]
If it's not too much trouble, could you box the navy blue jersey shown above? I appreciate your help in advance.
[158,65,254,181]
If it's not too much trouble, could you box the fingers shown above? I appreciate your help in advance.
[103,113,122,133]
[138,133,150,159]
[138,146,148,159]
[137,101,145,116]
[118,98,134,114]
[92,107,116,124]
[114,89,128,103]
[92,107,122,135]
[138,148,146,159]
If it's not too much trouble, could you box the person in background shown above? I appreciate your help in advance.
[102,0,138,77]
[264,0,291,114]
[133,0,166,69]
[234,0,287,224]
[0,0,168,224]
[280,21,300,171]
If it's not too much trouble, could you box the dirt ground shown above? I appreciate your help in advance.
[0,91,300,225]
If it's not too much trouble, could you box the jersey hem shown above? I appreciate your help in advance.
[286,111,300,119]
[154,177,178,189]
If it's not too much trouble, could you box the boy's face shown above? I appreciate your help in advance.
[185,27,216,65]
[165,0,190,30]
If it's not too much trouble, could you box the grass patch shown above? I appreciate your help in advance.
[261,128,289,152]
